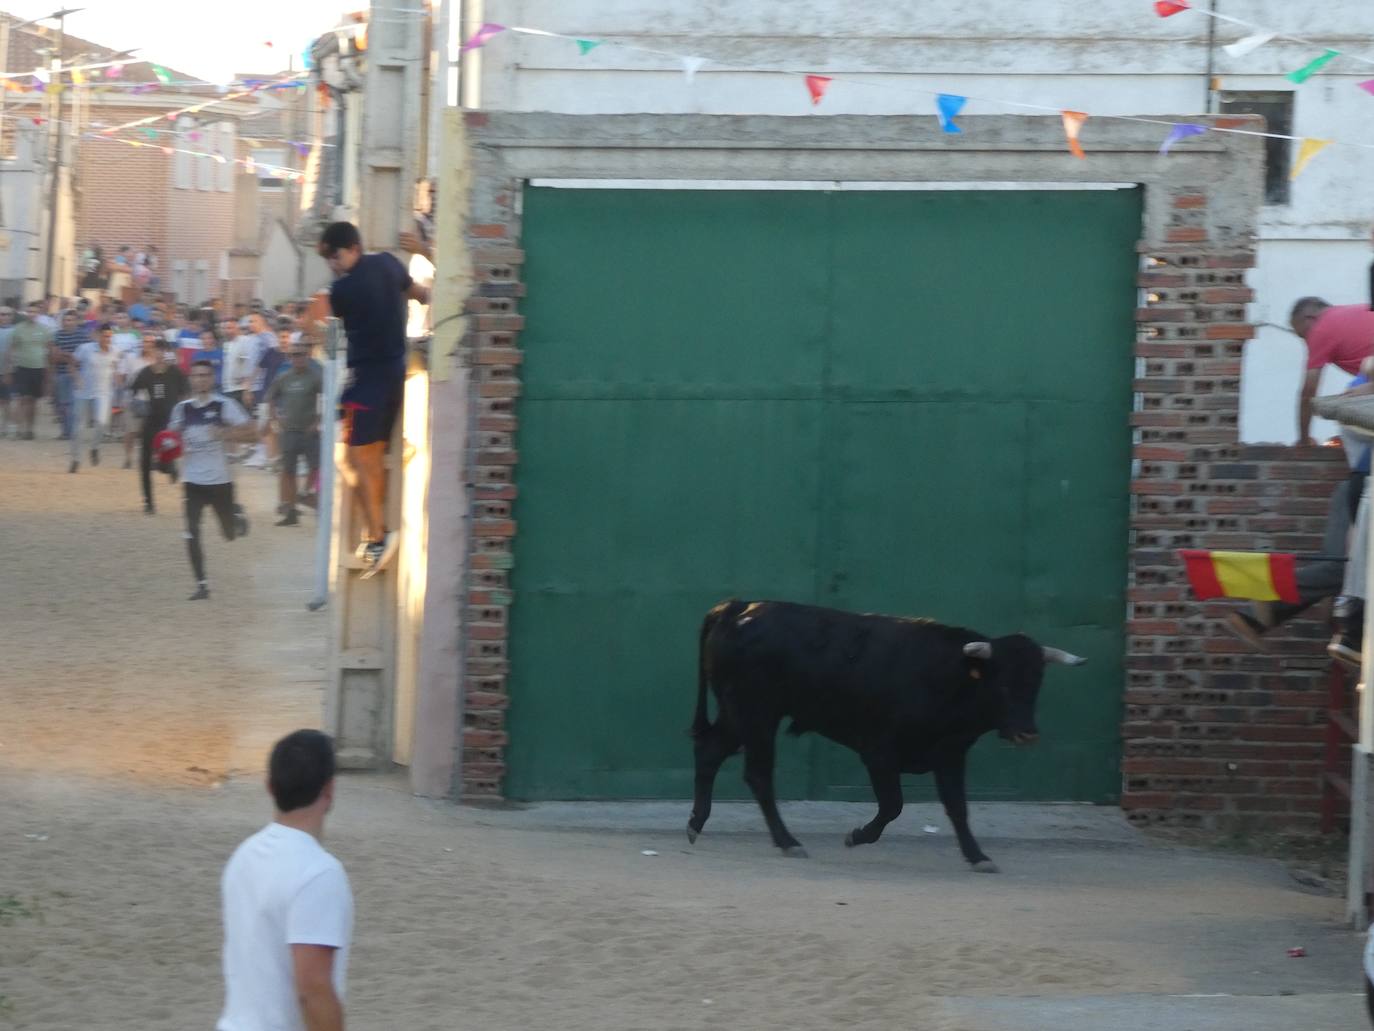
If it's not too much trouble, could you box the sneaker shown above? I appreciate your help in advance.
[68,460,78,473]
[144,503,155,515]
[233,507,250,539]
[300,491,318,510]
[188,584,210,601]
[360,531,399,580]
[1222,611,1270,652]
[355,540,372,561]
[1328,633,1363,671]
[90,448,99,466]
[275,510,300,527]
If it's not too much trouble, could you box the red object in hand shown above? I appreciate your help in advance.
[1287,947,1306,958]
[1155,0,1190,15]
[153,429,183,462]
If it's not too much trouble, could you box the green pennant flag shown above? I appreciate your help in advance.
[139,127,157,140]
[576,39,601,55]
[1287,49,1339,84]
[151,65,172,84]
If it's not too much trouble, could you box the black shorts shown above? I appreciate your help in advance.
[13,366,44,399]
[281,429,320,475]
[340,362,404,447]
[184,482,238,540]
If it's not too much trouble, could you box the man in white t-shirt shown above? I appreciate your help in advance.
[218,729,353,1031]
[69,324,117,473]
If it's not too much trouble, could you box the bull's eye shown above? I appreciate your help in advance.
[968,669,982,680]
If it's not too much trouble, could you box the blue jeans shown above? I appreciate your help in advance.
[54,373,74,438]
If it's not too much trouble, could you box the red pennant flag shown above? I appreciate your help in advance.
[1061,110,1088,159]
[1154,0,1189,15]
[1180,550,1300,604]
[805,75,832,105]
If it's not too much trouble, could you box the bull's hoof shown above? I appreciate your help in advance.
[972,859,1000,874]
[782,845,810,859]
[844,829,861,848]
[686,822,700,845]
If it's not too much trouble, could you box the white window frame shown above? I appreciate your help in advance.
[174,117,194,189]
[255,148,286,193]
[216,121,235,192]
[197,124,214,192]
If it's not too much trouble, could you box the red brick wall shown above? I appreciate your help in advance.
[457,118,1335,828]
[1127,185,1347,831]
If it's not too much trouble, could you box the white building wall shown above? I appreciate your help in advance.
[475,0,1374,443]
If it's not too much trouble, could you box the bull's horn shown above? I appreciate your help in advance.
[964,642,993,659]
[1043,647,1087,666]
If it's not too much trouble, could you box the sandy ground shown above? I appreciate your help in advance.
[0,431,1368,1031]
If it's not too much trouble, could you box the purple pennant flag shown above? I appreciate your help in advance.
[293,142,309,157]
[460,22,506,53]
[1160,122,1207,155]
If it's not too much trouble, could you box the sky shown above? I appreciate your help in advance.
[2,0,371,83]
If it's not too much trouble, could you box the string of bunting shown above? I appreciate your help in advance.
[458,14,1374,180]
[90,132,308,182]
[95,70,309,139]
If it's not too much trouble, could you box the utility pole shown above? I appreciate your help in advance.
[41,8,75,301]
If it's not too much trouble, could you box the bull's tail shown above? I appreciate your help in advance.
[691,599,745,738]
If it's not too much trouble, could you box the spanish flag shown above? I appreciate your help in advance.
[1179,550,1300,604]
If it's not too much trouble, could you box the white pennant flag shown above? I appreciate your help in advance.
[1224,31,1276,59]
[682,56,707,84]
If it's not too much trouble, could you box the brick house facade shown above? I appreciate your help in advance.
[438,111,1347,831]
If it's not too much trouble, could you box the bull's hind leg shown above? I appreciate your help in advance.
[687,725,739,844]
[740,725,807,858]
[844,763,903,848]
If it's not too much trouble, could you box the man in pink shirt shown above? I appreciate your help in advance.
[1291,297,1374,444]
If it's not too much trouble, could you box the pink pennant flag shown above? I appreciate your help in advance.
[806,75,832,105]
[1359,79,1374,96]
[1154,0,1189,15]
[460,22,505,53]
[1061,110,1088,159]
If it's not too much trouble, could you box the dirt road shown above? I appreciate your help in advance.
[0,434,1365,1030]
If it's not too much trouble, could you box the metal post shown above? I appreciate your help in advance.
[41,12,64,301]
[308,317,341,611]
[1350,489,1374,926]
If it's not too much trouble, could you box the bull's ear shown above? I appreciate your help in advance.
[963,642,993,660]
[1042,646,1087,666]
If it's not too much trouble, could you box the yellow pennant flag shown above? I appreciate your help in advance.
[1291,137,1332,180]
[71,68,85,85]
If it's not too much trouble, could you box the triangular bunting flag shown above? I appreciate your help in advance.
[105,64,122,79]
[936,94,967,134]
[1360,80,1374,96]
[139,127,157,140]
[1160,122,1207,155]
[71,68,85,86]
[1287,49,1340,84]
[1223,32,1275,59]
[682,56,707,84]
[460,23,506,53]
[1290,138,1332,179]
[1154,0,1189,16]
[806,75,832,105]
[1061,110,1088,159]
[151,65,172,84]
[576,39,601,56]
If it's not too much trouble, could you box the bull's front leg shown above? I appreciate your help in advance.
[934,760,998,873]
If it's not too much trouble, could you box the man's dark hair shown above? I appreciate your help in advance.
[1290,297,1330,322]
[319,221,362,256]
[268,729,336,812]
[98,321,113,332]
[191,358,215,371]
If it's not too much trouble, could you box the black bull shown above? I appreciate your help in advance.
[687,599,1086,870]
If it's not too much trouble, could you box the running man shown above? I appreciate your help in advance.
[129,337,188,514]
[317,221,430,576]
[218,730,352,1031]
[70,324,117,473]
[263,340,323,526]
[117,329,154,469]
[167,360,256,600]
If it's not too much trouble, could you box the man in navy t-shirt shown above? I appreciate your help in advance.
[317,221,429,577]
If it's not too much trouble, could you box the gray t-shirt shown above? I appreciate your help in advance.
[168,394,250,485]
[264,366,323,432]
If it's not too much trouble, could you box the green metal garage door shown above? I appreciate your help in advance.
[504,185,1141,803]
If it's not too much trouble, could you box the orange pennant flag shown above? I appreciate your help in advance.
[1061,110,1088,159]
[805,75,832,105]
